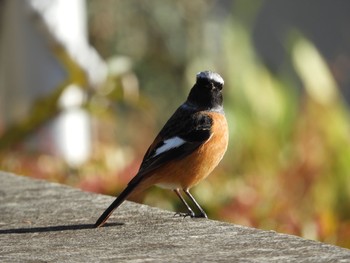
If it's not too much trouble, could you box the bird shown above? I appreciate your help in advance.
[95,70,228,228]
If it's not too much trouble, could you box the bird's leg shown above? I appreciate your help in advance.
[184,189,208,218]
[173,189,195,218]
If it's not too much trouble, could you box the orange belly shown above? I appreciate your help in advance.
[140,112,228,190]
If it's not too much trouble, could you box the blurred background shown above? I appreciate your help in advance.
[1,0,350,248]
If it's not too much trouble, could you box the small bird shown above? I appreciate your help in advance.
[95,70,228,227]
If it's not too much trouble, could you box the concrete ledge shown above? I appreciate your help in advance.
[0,171,349,262]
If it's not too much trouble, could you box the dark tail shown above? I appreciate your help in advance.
[94,176,142,228]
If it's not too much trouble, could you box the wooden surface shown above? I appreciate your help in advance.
[0,171,349,262]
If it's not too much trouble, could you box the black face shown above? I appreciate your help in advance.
[187,71,224,110]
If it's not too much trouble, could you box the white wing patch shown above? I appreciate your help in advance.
[153,137,186,157]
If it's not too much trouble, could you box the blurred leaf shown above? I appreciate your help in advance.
[292,37,338,105]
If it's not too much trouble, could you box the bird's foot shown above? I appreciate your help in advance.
[193,212,208,219]
[174,211,195,218]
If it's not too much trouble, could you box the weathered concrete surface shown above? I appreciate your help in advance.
[0,171,349,263]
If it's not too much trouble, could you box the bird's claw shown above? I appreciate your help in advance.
[173,211,195,218]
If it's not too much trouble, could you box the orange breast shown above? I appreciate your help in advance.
[140,112,228,191]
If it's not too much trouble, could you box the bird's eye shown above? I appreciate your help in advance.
[215,82,223,90]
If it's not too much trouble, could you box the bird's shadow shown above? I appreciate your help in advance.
[0,222,123,234]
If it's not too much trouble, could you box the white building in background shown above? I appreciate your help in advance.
[0,0,107,167]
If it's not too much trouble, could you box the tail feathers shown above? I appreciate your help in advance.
[94,180,140,228]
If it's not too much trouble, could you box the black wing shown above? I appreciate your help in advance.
[135,105,213,178]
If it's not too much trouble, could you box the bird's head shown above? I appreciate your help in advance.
[187,71,224,111]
